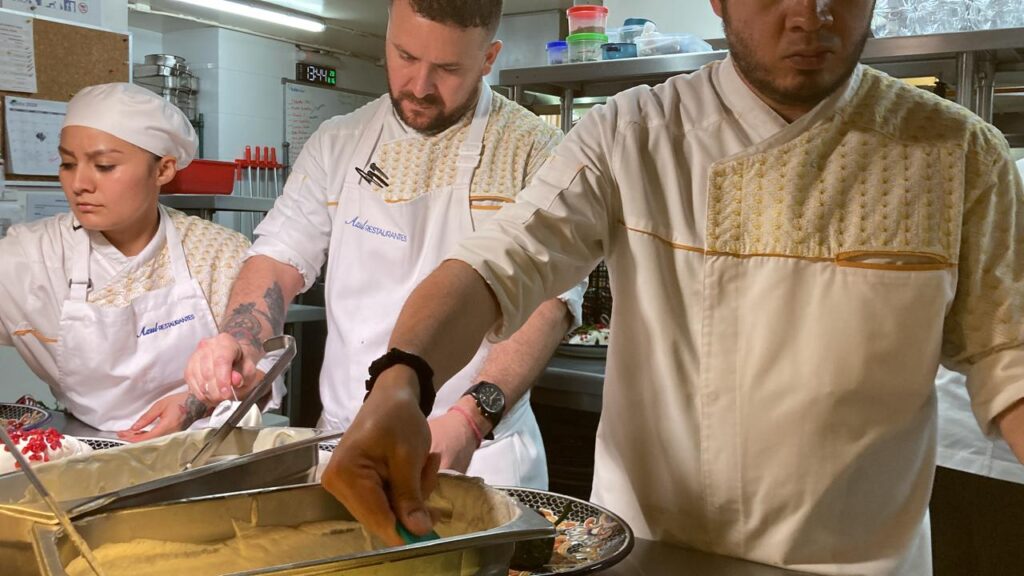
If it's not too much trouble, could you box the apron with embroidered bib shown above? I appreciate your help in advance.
[318,85,547,488]
[56,207,255,431]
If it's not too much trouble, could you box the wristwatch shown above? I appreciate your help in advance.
[463,381,506,440]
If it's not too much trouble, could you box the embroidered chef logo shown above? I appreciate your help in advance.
[138,314,196,338]
[344,216,408,243]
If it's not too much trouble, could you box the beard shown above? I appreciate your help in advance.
[723,11,869,110]
[387,75,480,137]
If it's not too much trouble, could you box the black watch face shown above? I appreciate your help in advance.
[476,383,505,416]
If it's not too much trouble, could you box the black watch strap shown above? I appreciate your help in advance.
[364,348,435,417]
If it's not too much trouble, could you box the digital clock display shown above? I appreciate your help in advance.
[296,62,337,86]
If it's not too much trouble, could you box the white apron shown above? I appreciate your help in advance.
[319,85,547,488]
[56,207,252,431]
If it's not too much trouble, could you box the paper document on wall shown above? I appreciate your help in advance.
[4,96,66,176]
[0,202,23,238]
[1,0,103,27]
[0,12,37,93]
[25,191,68,221]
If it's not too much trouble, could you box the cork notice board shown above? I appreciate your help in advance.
[1,16,129,181]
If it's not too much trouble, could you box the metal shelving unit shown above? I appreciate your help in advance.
[499,27,1024,145]
[158,195,276,221]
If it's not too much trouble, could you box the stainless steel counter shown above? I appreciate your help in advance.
[535,353,605,412]
[47,410,114,439]
[598,539,813,575]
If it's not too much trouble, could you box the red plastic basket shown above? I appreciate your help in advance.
[162,159,236,195]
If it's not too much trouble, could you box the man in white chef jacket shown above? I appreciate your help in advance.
[185,0,584,489]
[322,0,1024,574]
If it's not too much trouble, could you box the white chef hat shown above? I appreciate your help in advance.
[63,82,198,169]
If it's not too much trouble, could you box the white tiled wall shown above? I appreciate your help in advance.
[130,27,165,64]
[0,348,56,405]
[154,26,386,163]
[101,0,128,31]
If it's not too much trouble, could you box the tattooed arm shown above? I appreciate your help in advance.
[118,392,214,441]
[186,256,304,405]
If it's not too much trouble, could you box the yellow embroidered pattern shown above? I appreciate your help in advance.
[705,67,1023,364]
[374,91,562,205]
[87,208,249,325]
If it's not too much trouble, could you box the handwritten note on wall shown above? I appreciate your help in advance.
[284,82,377,165]
[0,12,37,93]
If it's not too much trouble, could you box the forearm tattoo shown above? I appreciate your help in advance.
[221,282,286,349]
[179,394,212,429]
[223,302,263,350]
[263,283,286,334]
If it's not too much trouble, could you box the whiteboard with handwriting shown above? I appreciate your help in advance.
[283,81,378,166]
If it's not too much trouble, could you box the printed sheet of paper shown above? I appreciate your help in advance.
[0,12,36,93]
[25,191,68,221]
[4,96,66,176]
[1,0,102,28]
[0,201,23,238]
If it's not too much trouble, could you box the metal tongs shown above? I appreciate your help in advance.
[184,334,297,470]
[0,426,107,576]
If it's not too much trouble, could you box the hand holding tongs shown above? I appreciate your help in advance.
[183,335,296,470]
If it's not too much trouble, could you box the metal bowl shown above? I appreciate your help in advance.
[0,403,52,431]
[501,487,634,575]
[75,438,127,451]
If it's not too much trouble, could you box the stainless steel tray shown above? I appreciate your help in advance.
[33,478,554,576]
[0,428,338,574]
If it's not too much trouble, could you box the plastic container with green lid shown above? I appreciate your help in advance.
[567,32,608,63]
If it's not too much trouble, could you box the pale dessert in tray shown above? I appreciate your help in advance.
[0,428,93,475]
[2,427,314,507]
[66,475,518,576]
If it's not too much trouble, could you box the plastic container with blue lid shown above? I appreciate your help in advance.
[601,42,638,60]
[623,17,655,28]
[546,40,569,65]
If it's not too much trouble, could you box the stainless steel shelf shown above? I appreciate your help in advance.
[159,195,276,213]
[499,28,1024,96]
[861,27,1024,61]
[499,50,727,97]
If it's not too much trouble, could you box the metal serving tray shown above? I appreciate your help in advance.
[0,428,337,575]
[32,479,554,576]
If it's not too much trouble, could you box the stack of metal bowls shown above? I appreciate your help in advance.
[133,54,199,122]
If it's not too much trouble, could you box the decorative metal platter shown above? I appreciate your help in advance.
[556,344,608,359]
[317,439,339,452]
[500,487,634,576]
[77,437,128,451]
[0,403,51,431]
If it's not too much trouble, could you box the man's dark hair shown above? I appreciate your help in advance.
[393,0,503,39]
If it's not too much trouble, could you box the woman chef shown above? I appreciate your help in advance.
[0,83,253,441]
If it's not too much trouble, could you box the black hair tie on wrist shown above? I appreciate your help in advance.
[364,348,435,417]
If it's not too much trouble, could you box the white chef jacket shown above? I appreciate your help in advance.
[936,367,1024,483]
[249,90,586,422]
[0,208,249,402]
[449,57,1024,575]
[934,156,1024,484]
